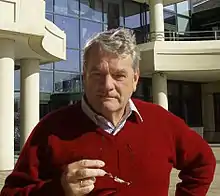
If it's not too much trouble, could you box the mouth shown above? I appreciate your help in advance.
[100,97,116,100]
[97,95,116,99]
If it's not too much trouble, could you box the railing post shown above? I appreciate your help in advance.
[172,31,176,41]
[214,31,218,40]
[168,31,170,41]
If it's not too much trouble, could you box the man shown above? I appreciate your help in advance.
[1,28,216,196]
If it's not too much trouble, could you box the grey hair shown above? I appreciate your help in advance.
[83,28,141,71]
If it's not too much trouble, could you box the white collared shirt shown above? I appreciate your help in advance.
[81,97,143,135]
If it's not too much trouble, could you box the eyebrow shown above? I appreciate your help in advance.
[113,69,127,74]
[90,66,102,72]
[89,66,128,74]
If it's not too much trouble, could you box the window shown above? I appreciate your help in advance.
[14,92,20,152]
[132,80,144,100]
[80,0,102,22]
[54,15,79,49]
[164,4,175,12]
[168,82,179,97]
[40,71,53,92]
[168,97,182,118]
[168,82,182,118]
[132,78,152,101]
[40,92,51,118]
[14,70,20,91]
[177,1,189,16]
[164,11,177,40]
[80,20,102,48]
[68,0,79,16]
[168,82,202,127]
[124,2,141,29]
[182,83,202,126]
[103,23,108,31]
[177,16,190,33]
[214,93,220,132]
[40,103,50,119]
[55,49,80,72]
[46,13,53,22]
[183,98,202,127]
[54,72,81,92]
[46,0,53,12]
[55,0,68,15]
[81,51,84,72]
[54,0,79,16]
[40,63,53,70]
[123,2,149,44]
[164,11,177,31]
[103,0,123,27]
[106,2,120,29]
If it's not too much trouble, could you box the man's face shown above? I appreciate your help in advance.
[83,46,139,114]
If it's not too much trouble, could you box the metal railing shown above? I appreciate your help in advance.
[128,28,220,44]
[148,30,220,41]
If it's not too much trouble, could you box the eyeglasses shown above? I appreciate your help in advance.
[105,172,131,186]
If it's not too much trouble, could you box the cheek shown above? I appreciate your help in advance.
[85,77,95,87]
[116,81,133,95]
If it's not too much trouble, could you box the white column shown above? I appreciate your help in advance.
[20,59,40,148]
[152,72,168,110]
[149,0,165,41]
[0,39,15,170]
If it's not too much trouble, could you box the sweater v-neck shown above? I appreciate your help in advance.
[76,101,140,141]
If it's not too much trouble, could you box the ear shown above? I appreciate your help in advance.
[133,68,140,92]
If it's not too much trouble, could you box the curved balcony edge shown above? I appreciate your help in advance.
[28,19,66,64]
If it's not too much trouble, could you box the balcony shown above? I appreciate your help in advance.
[0,0,66,65]
[138,30,220,82]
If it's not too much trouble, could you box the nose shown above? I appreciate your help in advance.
[102,74,114,91]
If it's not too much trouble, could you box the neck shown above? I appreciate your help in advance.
[102,108,126,126]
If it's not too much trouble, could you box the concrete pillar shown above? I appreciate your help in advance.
[152,72,168,110]
[149,0,165,41]
[20,59,40,148]
[0,39,15,170]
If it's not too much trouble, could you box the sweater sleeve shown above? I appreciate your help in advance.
[170,116,216,196]
[0,119,65,196]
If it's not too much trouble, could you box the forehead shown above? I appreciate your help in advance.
[86,44,133,71]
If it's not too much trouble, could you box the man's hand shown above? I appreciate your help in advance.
[61,159,106,196]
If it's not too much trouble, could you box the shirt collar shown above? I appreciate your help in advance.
[127,99,143,122]
[81,96,143,124]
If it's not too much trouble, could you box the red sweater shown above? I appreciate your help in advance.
[1,99,216,196]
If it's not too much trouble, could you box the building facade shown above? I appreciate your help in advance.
[0,0,66,170]
[13,0,220,155]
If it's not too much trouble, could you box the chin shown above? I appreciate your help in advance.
[101,101,121,112]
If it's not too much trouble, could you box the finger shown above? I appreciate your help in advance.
[78,177,96,187]
[74,168,106,180]
[66,169,105,182]
[77,160,105,168]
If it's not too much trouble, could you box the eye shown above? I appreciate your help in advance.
[91,72,101,76]
[113,74,126,80]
